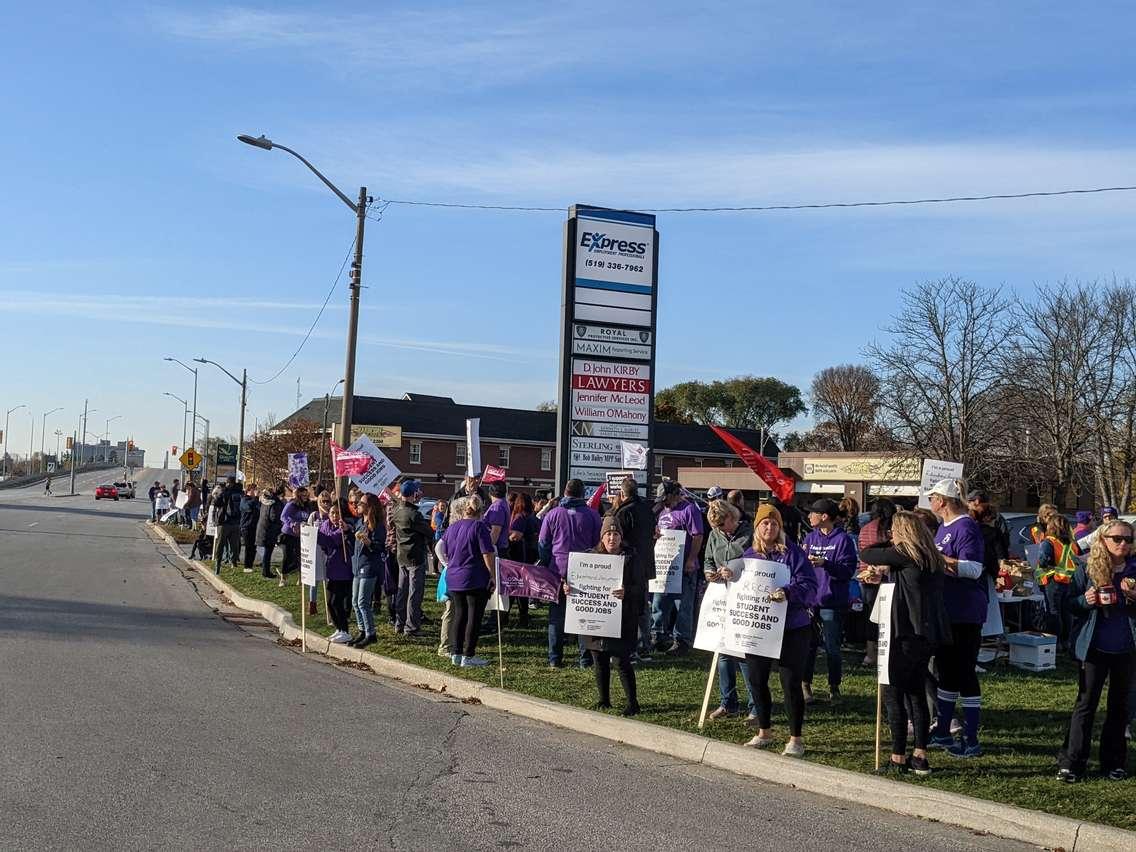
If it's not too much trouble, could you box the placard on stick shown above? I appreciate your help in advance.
[565,551,624,638]
[649,529,685,594]
[723,558,789,659]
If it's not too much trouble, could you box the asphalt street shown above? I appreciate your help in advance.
[0,479,1039,851]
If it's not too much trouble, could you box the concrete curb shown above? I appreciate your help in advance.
[147,522,1132,851]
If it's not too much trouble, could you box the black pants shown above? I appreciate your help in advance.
[592,650,636,707]
[1059,647,1134,774]
[938,622,981,697]
[261,541,276,577]
[327,579,352,632]
[745,625,812,737]
[884,635,933,754]
[219,524,240,566]
[281,535,300,575]
[241,527,257,569]
[450,589,490,658]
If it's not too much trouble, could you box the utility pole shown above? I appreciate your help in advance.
[28,411,34,475]
[71,399,87,495]
[337,185,368,496]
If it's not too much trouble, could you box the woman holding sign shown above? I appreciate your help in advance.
[318,502,356,644]
[1057,520,1136,782]
[740,504,818,757]
[579,515,643,716]
[925,479,987,759]
[859,512,952,776]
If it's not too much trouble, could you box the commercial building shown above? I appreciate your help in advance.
[277,393,777,498]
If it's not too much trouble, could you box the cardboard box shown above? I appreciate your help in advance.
[1007,631,1057,671]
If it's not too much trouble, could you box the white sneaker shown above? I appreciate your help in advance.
[461,656,489,667]
[329,631,350,644]
[782,740,805,758]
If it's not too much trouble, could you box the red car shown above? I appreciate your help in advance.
[95,484,119,501]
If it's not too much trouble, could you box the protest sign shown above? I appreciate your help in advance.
[175,491,189,509]
[620,440,648,470]
[287,453,309,488]
[486,559,511,613]
[723,558,789,659]
[693,580,745,655]
[330,440,372,477]
[481,464,507,483]
[205,506,218,537]
[498,559,561,603]
[917,458,964,509]
[649,529,685,595]
[346,435,402,495]
[160,508,179,523]
[874,583,895,685]
[300,522,326,586]
[565,551,624,638]
[465,418,481,478]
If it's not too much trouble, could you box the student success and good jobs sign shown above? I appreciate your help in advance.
[556,206,658,491]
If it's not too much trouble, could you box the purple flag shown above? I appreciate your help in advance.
[497,559,560,603]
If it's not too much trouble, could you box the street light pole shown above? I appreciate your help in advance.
[3,404,26,478]
[164,392,189,459]
[104,415,121,463]
[166,357,198,481]
[193,359,248,479]
[317,378,345,486]
[236,133,370,497]
[41,407,62,473]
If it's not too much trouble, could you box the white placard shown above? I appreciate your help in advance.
[175,491,189,509]
[205,506,218,537]
[874,583,895,685]
[486,559,510,613]
[299,522,327,586]
[693,581,746,655]
[649,529,686,594]
[565,551,625,638]
[465,418,481,478]
[917,458,965,509]
[347,434,402,496]
[723,558,789,659]
[159,508,179,523]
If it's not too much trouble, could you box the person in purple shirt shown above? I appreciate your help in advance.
[926,478,988,758]
[802,498,858,703]
[318,502,356,645]
[738,503,818,757]
[538,479,602,668]
[440,494,497,668]
[651,480,705,655]
[1058,520,1136,782]
[482,480,512,555]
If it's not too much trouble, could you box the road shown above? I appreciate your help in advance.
[0,486,1037,850]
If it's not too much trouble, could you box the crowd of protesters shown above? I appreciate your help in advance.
[150,468,1136,782]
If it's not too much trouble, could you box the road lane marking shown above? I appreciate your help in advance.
[27,522,38,527]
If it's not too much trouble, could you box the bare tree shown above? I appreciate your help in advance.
[809,365,880,451]
[864,278,1012,482]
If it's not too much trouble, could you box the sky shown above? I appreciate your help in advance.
[3,2,1136,465]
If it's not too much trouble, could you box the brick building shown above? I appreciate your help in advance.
[278,392,777,499]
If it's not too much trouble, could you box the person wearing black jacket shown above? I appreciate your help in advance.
[393,479,433,636]
[612,477,656,658]
[215,476,244,569]
[255,485,285,579]
[238,484,261,572]
[578,515,643,716]
[859,511,953,777]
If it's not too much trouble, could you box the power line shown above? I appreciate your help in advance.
[249,238,356,386]
[377,183,1136,214]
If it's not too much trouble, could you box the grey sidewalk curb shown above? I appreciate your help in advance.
[147,522,1131,851]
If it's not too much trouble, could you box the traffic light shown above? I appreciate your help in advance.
[127,439,135,450]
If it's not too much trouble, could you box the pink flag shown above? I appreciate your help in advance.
[329,439,372,477]
[481,464,507,483]
[587,482,607,510]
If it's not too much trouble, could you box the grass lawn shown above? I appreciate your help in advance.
[204,555,1132,831]
[156,522,199,545]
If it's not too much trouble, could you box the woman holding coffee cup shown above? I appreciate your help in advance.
[1057,520,1136,782]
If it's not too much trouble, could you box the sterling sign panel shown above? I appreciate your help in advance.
[556,206,658,490]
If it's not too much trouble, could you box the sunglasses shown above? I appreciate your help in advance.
[1104,535,1134,544]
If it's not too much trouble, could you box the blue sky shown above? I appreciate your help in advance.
[3,2,1136,464]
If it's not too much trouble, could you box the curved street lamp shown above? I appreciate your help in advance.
[40,407,62,473]
[165,357,199,479]
[4,404,27,477]
[194,357,247,479]
[237,132,369,495]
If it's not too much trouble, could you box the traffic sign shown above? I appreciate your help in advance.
[179,448,203,469]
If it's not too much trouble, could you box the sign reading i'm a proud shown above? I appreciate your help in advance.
[555,206,658,492]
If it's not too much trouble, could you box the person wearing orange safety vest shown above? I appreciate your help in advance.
[1029,504,1060,546]
[1038,515,1081,648]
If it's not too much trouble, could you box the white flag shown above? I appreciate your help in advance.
[465,418,482,478]
[620,440,648,470]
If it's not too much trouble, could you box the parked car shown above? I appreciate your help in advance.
[95,484,119,501]
[113,481,136,499]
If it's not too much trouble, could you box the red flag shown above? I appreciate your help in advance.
[329,438,372,477]
[481,464,507,483]
[587,482,607,510]
[709,425,795,504]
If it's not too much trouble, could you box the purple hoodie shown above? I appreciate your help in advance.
[742,540,818,631]
[281,499,307,537]
[803,526,858,609]
[318,518,354,581]
[538,498,602,579]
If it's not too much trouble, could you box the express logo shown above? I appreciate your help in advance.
[580,231,648,256]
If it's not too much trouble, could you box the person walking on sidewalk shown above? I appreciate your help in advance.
[739,503,818,757]
[349,493,386,648]
[441,494,497,667]
[393,479,433,636]
[44,475,52,495]
[578,515,643,716]
[1057,520,1136,782]
[802,497,859,704]
[319,502,356,645]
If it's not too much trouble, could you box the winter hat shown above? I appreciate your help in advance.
[1101,506,1119,518]
[1075,511,1092,524]
[754,503,783,527]
[601,515,622,537]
